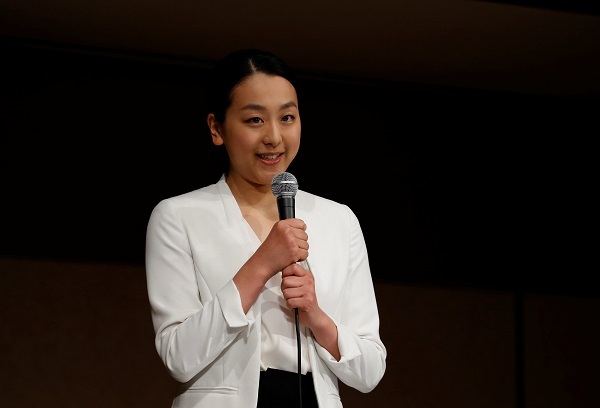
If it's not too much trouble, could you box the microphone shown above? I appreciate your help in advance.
[271,172,308,272]
[272,172,309,270]
[271,171,305,399]
[271,171,299,220]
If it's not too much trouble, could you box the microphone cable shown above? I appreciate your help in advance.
[295,259,311,408]
[295,306,302,408]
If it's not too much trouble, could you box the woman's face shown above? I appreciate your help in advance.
[211,73,301,189]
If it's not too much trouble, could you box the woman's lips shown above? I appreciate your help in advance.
[257,153,283,165]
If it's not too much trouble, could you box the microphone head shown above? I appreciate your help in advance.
[271,172,298,198]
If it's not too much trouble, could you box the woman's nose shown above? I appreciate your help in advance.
[263,123,282,145]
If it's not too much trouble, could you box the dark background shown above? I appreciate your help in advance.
[1,2,600,407]
[1,40,597,297]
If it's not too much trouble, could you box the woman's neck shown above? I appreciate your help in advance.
[226,174,280,241]
[226,173,278,216]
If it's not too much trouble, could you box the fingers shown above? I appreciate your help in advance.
[282,218,306,231]
[279,220,308,243]
[284,292,317,311]
[281,265,318,316]
[281,264,313,295]
[281,263,309,278]
[272,219,309,262]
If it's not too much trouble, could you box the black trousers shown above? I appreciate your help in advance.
[257,369,319,408]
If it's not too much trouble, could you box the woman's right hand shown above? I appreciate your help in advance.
[234,218,308,313]
[254,218,309,279]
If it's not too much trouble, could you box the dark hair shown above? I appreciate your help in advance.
[207,49,298,123]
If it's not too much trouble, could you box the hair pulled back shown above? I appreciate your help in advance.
[206,49,297,124]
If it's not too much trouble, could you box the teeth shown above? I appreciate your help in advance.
[260,154,279,160]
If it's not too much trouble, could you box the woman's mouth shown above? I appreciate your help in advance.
[257,153,283,165]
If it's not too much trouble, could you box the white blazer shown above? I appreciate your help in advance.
[145,175,387,408]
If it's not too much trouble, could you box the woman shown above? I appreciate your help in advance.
[145,48,386,408]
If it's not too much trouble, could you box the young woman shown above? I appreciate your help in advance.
[145,48,386,408]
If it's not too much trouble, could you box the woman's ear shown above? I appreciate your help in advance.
[207,114,224,146]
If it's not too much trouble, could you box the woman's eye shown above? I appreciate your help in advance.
[247,117,263,124]
[282,114,295,122]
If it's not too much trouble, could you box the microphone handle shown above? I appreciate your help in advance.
[277,196,295,220]
[276,195,308,272]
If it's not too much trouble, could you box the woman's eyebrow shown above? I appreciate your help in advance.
[241,103,266,111]
[280,101,298,110]
[240,101,298,111]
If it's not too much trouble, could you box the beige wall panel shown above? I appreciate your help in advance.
[1,258,517,407]
[340,281,516,408]
[524,294,600,408]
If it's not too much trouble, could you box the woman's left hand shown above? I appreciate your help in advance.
[280,263,324,329]
[281,263,341,360]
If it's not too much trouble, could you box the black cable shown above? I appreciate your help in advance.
[295,308,302,408]
[295,258,311,408]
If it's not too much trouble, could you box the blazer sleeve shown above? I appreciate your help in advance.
[314,206,387,393]
[145,198,250,383]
